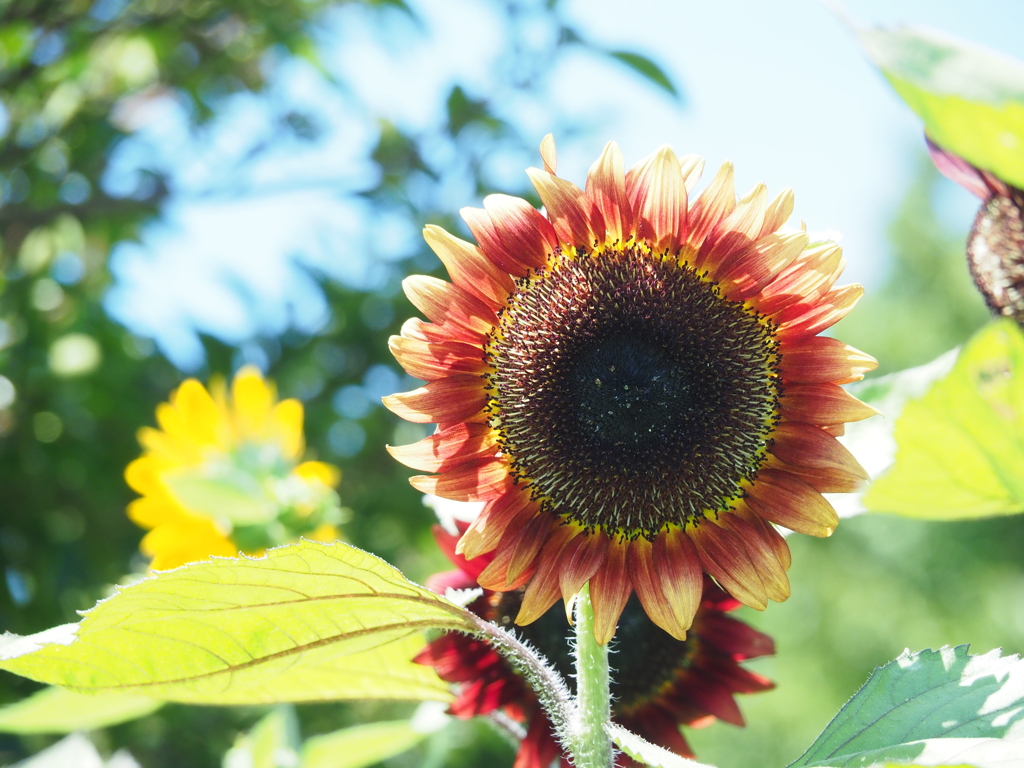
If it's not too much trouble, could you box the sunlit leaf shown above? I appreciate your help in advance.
[606,51,681,100]
[857,25,1024,188]
[790,646,1024,768]
[301,719,428,768]
[606,723,715,768]
[864,319,1024,519]
[0,541,475,704]
[0,686,162,734]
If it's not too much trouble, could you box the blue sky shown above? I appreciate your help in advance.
[104,0,1024,370]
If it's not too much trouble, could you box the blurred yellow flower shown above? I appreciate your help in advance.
[126,365,346,570]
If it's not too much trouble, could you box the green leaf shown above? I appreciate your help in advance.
[301,719,429,768]
[864,319,1024,519]
[819,736,1024,768]
[0,541,475,704]
[790,646,1024,768]
[0,686,162,734]
[606,51,681,100]
[856,25,1024,188]
[605,723,715,768]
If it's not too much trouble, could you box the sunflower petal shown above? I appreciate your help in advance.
[690,520,768,611]
[463,195,557,276]
[409,458,512,502]
[423,224,515,308]
[745,469,839,537]
[586,141,631,244]
[628,145,688,252]
[779,383,877,425]
[780,337,877,385]
[387,422,497,472]
[527,168,605,248]
[516,525,577,625]
[402,275,496,342]
[382,376,487,423]
[557,531,609,603]
[539,133,557,175]
[389,335,488,380]
[458,489,537,560]
[589,536,632,645]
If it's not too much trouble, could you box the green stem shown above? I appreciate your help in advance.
[569,583,615,768]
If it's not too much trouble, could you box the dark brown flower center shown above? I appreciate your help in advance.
[968,190,1024,325]
[484,244,781,537]
[491,590,696,711]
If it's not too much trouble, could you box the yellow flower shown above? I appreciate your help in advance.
[126,365,344,570]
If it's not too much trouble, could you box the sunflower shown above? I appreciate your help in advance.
[417,525,775,768]
[927,137,1024,325]
[387,136,876,643]
[126,365,345,570]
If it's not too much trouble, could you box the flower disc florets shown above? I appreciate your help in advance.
[387,136,876,643]
[487,242,781,537]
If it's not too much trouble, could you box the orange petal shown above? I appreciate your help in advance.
[387,422,497,472]
[557,531,609,602]
[686,161,735,250]
[652,527,704,637]
[679,153,705,193]
[770,422,868,480]
[759,188,794,237]
[719,513,790,602]
[690,521,768,611]
[589,536,632,645]
[458,489,538,560]
[777,284,864,339]
[504,513,556,586]
[402,275,496,342]
[744,469,839,537]
[382,375,487,423]
[462,195,557,276]
[629,537,694,639]
[423,224,515,308]
[409,457,512,502]
[733,504,792,571]
[539,133,557,174]
[586,141,631,244]
[477,535,537,591]
[756,242,844,315]
[768,455,866,494]
[627,145,688,252]
[780,337,877,385]
[718,183,767,240]
[526,168,605,248]
[714,232,808,300]
[779,383,878,425]
[516,524,577,625]
[389,335,488,380]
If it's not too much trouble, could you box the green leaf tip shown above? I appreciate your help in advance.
[0,540,477,705]
[865,319,1024,520]
[791,645,1024,768]
[607,51,682,101]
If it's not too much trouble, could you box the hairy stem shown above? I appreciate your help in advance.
[568,583,615,768]
[467,613,575,743]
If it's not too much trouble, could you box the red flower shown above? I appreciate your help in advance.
[417,526,775,768]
